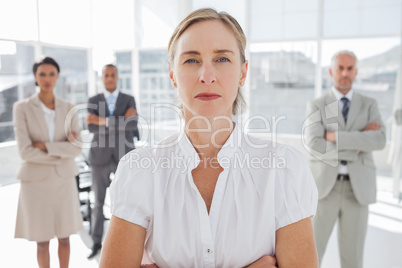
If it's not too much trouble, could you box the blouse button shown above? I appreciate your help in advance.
[205,248,214,254]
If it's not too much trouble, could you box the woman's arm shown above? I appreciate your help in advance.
[99,215,147,268]
[13,102,60,165]
[45,104,82,158]
[275,217,318,268]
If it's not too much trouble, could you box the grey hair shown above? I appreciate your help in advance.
[331,50,358,68]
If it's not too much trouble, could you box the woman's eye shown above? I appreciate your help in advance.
[185,59,197,64]
[217,57,229,62]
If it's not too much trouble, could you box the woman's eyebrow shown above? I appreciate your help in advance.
[214,49,234,54]
[180,49,235,56]
[180,50,200,56]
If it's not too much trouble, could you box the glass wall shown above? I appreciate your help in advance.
[0,0,38,41]
[0,0,401,144]
[248,42,317,134]
[138,49,179,126]
[0,42,35,142]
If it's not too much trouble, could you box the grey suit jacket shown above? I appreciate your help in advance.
[87,92,138,165]
[304,90,386,205]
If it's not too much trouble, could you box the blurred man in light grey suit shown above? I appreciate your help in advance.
[305,51,386,268]
[85,64,139,259]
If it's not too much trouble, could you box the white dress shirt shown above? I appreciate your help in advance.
[110,124,318,267]
[104,89,119,110]
[104,89,119,127]
[331,87,354,174]
[40,102,55,142]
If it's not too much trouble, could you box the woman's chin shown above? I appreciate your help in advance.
[40,86,53,92]
[189,109,232,119]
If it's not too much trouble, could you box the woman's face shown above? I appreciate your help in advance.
[34,64,59,92]
[169,20,248,118]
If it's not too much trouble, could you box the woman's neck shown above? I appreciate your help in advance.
[38,91,55,109]
[184,113,234,159]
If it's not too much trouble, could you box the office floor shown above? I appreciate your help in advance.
[0,176,401,268]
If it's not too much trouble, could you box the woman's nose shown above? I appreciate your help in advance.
[199,64,216,85]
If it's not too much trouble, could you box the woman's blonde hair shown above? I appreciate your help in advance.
[168,8,247,115]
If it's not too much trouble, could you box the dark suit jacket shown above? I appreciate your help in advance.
[87,92,139,165]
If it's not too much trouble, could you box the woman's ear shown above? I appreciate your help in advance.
[239,60,248,86]
[169,66,177,88]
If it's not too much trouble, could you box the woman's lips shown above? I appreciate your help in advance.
[195,93,221,101]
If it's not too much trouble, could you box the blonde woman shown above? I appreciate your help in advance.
[100,9,318,268]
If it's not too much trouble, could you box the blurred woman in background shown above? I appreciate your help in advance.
[13,57,83,268]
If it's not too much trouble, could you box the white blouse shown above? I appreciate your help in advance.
[110,125,318,268]
[40,102,55,142]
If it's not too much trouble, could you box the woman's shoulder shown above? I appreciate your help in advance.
[13,99,27,110]
[13,94,36,109]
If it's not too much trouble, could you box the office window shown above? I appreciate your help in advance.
[323,0,401,37]
[0,43,35,142]
[248,41,317,134]
[39,0,91,47]
[139,0,178,48]
[92,0,134,50]
[138,49,179,135]
[250,0,318,42]
[0,0,38,41]
[126,78,131,90]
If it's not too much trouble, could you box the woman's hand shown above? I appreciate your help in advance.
[246,255,277,267]
[32,142,47,152]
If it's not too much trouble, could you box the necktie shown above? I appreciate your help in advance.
[107,94,115,115]
[341,97,350,123]
[340,97,350,166]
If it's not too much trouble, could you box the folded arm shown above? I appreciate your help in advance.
[86,96,138,133]
[45,105,82,158]
[275,217,318,268]
[99,215,146,268]
[337,128,386,152]
[329,102,386,152]
[304,101,358,162]
[13,103,61,165]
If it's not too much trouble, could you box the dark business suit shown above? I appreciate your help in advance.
[87,91,138,244]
